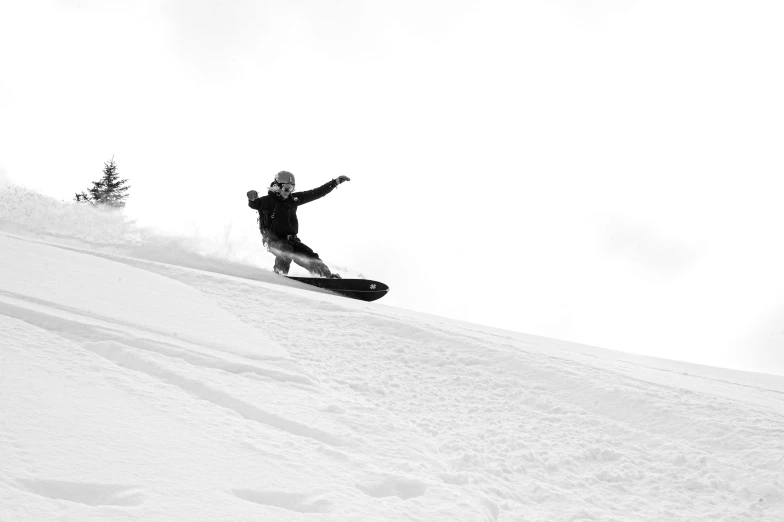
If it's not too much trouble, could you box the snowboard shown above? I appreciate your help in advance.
[287,276,389,302]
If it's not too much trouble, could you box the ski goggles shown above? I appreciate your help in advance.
[279,183,295,192]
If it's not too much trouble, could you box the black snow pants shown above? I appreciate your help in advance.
[266,235,332,277]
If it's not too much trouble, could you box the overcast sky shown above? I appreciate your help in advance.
[1,0,783,375]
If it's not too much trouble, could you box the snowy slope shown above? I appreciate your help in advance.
[2,190,784,521]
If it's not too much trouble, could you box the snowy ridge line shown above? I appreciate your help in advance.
[612,359,784,399]
[431,317,784,389]
[432,320,784,409]
[502,338,784,416]
[348,313,781,447]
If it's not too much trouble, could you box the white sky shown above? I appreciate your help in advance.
[1,0,783,374]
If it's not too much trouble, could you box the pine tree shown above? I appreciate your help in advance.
[97,157,130,208]
[74,157,130,208]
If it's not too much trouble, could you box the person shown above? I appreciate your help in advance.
[247,171,350,278]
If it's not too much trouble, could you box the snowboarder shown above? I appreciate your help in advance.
[247,171,350,278]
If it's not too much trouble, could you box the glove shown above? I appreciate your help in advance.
[247,190,259,201]
[335,175,351,185]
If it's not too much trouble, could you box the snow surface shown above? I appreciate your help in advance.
[2,187,784,521]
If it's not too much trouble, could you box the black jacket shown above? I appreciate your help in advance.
[248,180,338,238]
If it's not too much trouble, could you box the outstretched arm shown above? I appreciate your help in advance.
[296,176,351,205]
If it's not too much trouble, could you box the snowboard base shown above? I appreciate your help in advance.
[286,276,389,302]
